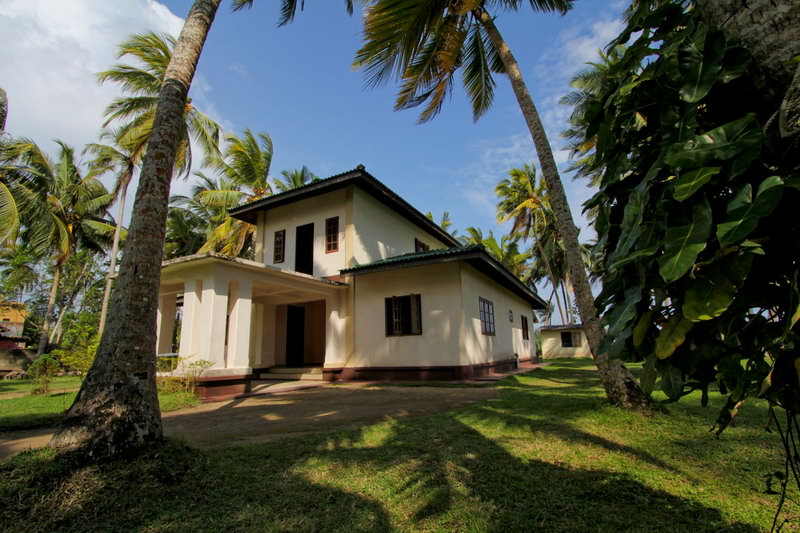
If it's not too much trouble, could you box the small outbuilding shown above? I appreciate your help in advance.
[539,324,590,359]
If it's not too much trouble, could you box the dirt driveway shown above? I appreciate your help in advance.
[0,384,498,459]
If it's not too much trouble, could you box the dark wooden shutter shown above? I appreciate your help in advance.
[385,298,394,336]
[410,294,422,335]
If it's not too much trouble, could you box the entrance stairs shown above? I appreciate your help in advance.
[257,366,324,382]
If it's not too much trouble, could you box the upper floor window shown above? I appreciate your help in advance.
[273,229,286,263]
[479,297,495,335]
[521,315,530,340]
[561,331,574,348]
[415,238,430,253]
[385,294,422,336]
[325,217,339,253]
[508,310,513,322]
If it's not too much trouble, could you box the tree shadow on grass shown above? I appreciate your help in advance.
[0,407,766,532]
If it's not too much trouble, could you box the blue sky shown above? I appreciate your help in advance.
[1,0,626,239]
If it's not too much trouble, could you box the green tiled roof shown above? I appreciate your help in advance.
[340,245,482,273]
[340,244,547,309]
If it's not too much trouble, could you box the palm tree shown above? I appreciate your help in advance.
[163,206,207,259]
[97,31,222,175]
[461,227,530,279]
[353,0,650,409]
[186,129,275,257]
[50,0,224,456]
[559,46,625,189]
[84,128,141,336]
[425,210,458,238]
[1,139,114,357]
[496,164,569,323]
[273,165,318,193]
[0,244,39,301]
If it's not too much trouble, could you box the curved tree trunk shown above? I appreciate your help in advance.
[36,265,60,357]
[98,179,128,337]
[50,0,222,458]
[696,0,800,137]
[535,238,566,323]
[478,10,651,410]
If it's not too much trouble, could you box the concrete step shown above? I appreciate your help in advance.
[268,367,323,374]
[257,372,324,381]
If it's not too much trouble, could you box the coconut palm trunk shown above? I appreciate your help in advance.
[36,266,60,357]
[477,9,651,410]
[51,0,222,456]
[98,180,128,337]
[534,238,566,324]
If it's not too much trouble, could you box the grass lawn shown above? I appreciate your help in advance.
[0,389,200,431]
[0,360,793,532]
[0,375,83,396]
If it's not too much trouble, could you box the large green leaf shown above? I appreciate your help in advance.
[607,179,649,265]
[660,365,684,399]
[678,27,726,103]
[716,176,784,247]
[0,181,19,245]
[672,166,720,202]
[632,310,653,347]
[641,354,657,395]
[605,286,642,337]
[664,114,763,168]
[658,198,712,283]
[655,314,693,359]
[682,276,736,321]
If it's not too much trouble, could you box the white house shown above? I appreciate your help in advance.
[539,324,591,359]
[155,166,547,399]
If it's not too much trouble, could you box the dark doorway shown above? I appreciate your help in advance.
[286,305,305,367]
[295,223,314,275]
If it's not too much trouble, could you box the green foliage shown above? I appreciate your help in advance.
[572,2,800,435]
[50,312,99,376]
[28,355,60,396]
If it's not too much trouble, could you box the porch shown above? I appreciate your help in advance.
[156,253,349,399]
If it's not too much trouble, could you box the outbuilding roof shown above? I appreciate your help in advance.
[229,165,460,248]
[538,324,584,332]
[341,244,547,309]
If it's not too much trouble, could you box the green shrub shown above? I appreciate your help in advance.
[28,355,60,395]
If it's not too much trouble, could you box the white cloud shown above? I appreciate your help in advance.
[0,0,183,153]
[229,63,250,79]
[0,0,234,222]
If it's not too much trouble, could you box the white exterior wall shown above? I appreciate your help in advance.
[351,263,463,367]
[541,329,591,359]
[350,187,448,266]
[459,264,535,365]
[259,189,347,277]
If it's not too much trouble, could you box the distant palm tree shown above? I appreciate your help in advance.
[184,129,274,257]
[163,206,207,259]
[2,139,114,356]
[0,244,39,301]
[461,227,530,280]
[425,210,458,238]
[496,164,569,323]
[273,165,318,193]
[97,31,222,176]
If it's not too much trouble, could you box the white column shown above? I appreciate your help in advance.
[324,292,345,367]
[156,293,177,354]
[196,273,229,368]
[179,279,202,358]
[227,279,253,369]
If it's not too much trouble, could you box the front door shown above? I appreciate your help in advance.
[295,223,314,275]
[286,305,305,367]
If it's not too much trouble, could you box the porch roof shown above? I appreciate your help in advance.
[161,252,348,289]
[340,245,547,309]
